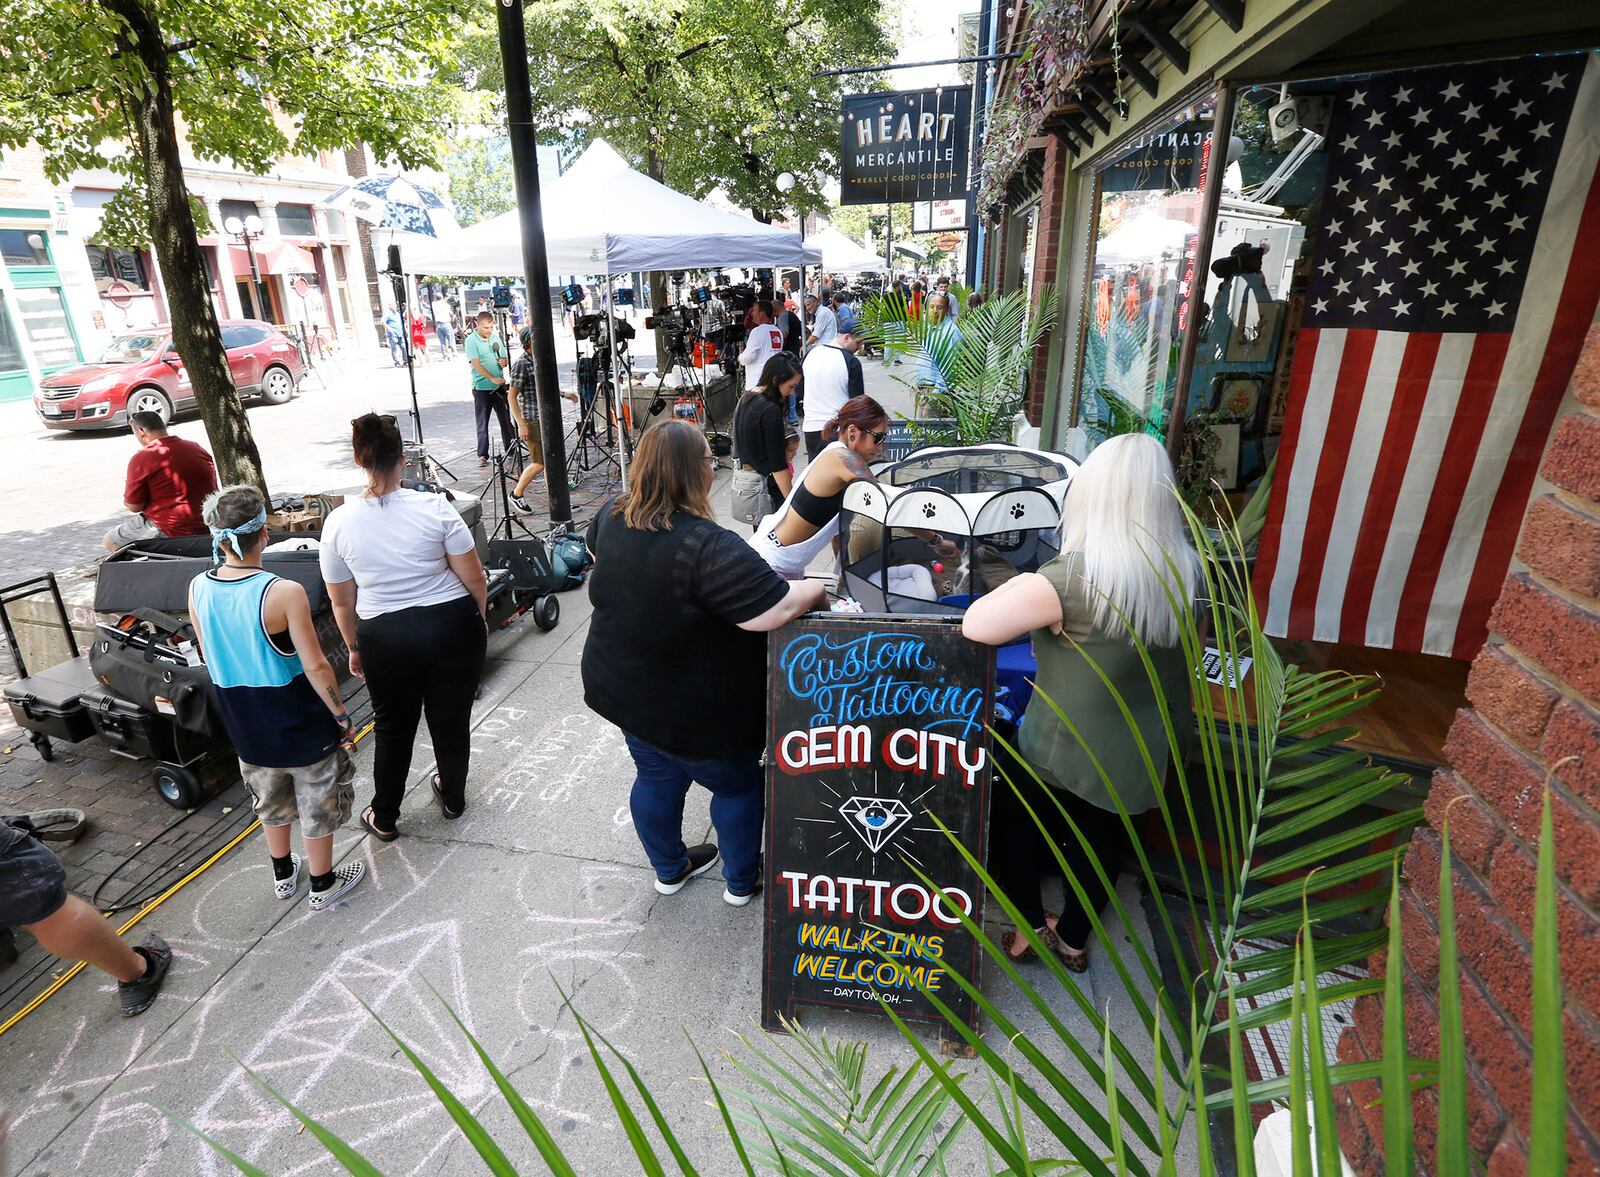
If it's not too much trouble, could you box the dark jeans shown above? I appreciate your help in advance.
[358,594,487,829]
[473,385,515,459]
[621,733,764,891]
[988,761,1128,949]
[803,430,826,460]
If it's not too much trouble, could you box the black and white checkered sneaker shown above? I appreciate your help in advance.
[274,853,304,901]
[308,862,367,912]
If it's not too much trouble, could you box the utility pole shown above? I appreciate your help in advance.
[495,0,572,525]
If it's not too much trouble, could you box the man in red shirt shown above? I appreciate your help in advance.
[103,411,219,551]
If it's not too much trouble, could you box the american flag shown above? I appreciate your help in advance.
[1254,52,1600,660]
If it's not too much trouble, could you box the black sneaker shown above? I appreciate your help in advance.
[724,880,763,908]
[118,934,172,1018]
[509,493,534,515]
[655,843,719,895]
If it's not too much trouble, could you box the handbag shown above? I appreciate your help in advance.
[730,468,769,526]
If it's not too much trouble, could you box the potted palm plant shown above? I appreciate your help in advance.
[857,285,1059,446]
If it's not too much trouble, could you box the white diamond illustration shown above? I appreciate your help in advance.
[838,796,914,853]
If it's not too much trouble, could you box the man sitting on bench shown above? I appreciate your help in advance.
[103,411,218,552]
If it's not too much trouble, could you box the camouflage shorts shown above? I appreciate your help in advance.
[239,749,355,840]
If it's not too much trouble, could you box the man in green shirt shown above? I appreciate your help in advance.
[465,310,513,468]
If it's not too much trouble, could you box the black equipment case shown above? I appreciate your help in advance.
[89,609,224,738]
[96,535,329,614]
[3,654,98,747]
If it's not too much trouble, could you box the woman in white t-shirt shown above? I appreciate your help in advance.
[321,414,490,839]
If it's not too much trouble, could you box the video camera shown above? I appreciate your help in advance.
[491,284,515,309]
[574,313,636,345]
[644,305,693,335]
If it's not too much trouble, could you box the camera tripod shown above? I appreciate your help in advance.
[566,334,633,483]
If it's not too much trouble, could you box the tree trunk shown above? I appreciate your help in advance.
[343,144,384,341]
[103,0,267,494]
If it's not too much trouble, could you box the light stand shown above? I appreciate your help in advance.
[383,244,456,484]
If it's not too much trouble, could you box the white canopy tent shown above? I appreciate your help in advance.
[402,140,827,490]
[401,140,821,274]
[808,225,882,274]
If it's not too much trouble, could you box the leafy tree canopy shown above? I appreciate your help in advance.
[0,0,469,245]
[444,136,516,228]
[453,0,898,218]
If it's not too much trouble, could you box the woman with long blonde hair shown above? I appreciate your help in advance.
[963,433,1200,970]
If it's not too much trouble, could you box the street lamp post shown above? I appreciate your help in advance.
[775,172,806,336]
[223,213,267,320]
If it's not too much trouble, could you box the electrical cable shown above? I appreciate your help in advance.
[0,718,376,1038]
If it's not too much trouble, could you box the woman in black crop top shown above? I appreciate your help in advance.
[747,395,889,578]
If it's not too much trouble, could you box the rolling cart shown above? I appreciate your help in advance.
[2,574,236,810]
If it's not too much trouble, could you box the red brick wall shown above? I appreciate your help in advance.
[1025,134,1072,425]
[1334,322,1600,1174]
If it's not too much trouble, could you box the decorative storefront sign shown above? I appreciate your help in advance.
[841,89,972,206]
[762,615,993,1034]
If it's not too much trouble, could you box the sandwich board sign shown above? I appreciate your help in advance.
[762,614,994,1042]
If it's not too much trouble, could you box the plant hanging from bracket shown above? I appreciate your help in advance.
[976,0,1092,217]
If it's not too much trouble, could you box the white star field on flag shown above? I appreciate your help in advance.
[1302,58,1577,333]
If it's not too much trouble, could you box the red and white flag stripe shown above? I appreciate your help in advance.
[1255,54,1600,660]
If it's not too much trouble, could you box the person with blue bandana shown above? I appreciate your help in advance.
[188,484,366,911]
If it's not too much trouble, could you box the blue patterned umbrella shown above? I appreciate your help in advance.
[323,175,456,237]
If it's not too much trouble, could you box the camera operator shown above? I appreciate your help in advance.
[737,300,784,392]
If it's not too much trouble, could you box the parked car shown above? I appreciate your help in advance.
[33,320,305,432]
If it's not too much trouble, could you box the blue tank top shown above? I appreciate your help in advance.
[189,569,337,768]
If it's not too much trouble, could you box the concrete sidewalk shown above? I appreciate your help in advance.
[0,349,1177,1175]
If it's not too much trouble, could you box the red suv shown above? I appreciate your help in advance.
[34,319,306,432]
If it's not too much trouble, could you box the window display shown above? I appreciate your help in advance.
[1075,95,1219,444]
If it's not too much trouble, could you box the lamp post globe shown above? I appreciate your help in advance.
[775,172,795,194]
[223,216,243,236]
[243,214,264,234]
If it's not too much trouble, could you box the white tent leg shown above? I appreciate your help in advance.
[605,271,628,489]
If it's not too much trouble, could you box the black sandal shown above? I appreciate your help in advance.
[431,773,464,820]
[360,806,398,841]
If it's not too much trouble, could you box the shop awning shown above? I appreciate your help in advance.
[229,241,318,276]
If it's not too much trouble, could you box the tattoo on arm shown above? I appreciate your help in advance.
[838,449,874,484]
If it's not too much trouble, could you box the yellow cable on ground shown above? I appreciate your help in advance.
[0,719,376,1038]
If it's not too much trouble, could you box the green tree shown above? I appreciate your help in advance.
[0,0,467,489]
[457,1,895,212]
[444,137,515,228]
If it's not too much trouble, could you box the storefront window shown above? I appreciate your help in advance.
[218,199,260,227]
[1076,94,1218,441]
[14,287,79,369]
[278,203,317,235]
[86,244,151,290]
[0,291,24,372]
[324,209,347,237]
[0,229,50,267]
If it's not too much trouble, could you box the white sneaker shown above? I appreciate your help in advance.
[274,853,303,901]
[308,861,366,911]
[724,882,762,907]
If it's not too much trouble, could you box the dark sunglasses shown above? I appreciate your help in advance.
[861,427,887,444]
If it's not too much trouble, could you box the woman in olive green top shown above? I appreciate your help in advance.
[963,434,1200,971]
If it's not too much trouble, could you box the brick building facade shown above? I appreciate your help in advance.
[1333,326,1600,1174]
